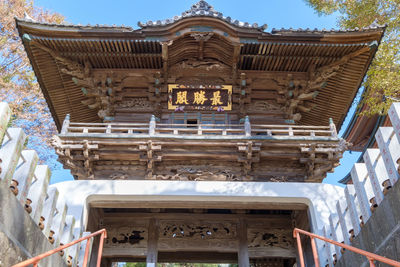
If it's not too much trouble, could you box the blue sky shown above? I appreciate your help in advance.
[36,0,360,186]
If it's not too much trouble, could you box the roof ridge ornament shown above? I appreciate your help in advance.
[188,0,214,13]
[137,0,267,31]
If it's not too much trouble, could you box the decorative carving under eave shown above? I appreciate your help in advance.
[172,58,229,72]
[273,46,371,123]
[115,98,153,110]
[274,75,318,123]
[191,32,214,60]
[300,139,349,182]
[248,229,293,249]
[170,59,231,84]
[190,32,214,42]
[75,73,123,120]
[160,221,237,240]
[152,168,240,181]
[109,173,129,180]
[31,41,124,120]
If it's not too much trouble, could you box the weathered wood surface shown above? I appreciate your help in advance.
[98,210,297,262]
[54,119,346,182]
[16,9,384,131]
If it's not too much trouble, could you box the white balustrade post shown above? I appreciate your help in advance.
[329,118,338,137]
[60,215,76,253]
[375,127,400,185]
[77,232,92,267]
[323,226,334,267]
[106,124,112,134]
[0,128,26,184]
[351,163,372,222]
[336,200,350,245]
[61,114,70,134]
[363,149,385,205]
[14,150,39,205]
[0,102,11,144]
[70,227,83,267]
[329,214,341,258]
[244,116,251,136]
[389,103,400,142]
[149,115,156,136]
[52,201,68,247]
[344,185,361,236]
[28,165,51,223]
[41,187,59,237]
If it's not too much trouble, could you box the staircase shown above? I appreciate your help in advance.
[0,102,89,267]
[315,103,400,266]
[2,102,400,267]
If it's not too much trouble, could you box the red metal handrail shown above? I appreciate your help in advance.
[12,229,107,267]
[293,228,400,267]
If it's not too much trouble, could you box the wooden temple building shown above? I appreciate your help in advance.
[16,1,385,266]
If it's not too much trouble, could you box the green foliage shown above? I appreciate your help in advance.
[305,0,400,116]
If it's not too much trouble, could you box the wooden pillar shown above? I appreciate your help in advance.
[146,218,159,267]
[238,218,250,267]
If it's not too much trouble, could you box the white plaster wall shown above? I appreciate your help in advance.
[50,180,344,233]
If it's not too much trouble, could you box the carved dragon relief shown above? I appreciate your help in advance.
[273,46,371,123]
[160,221,237,240]
[158,220,238,250]
[171,58,230,73]
[248,229,293,249]
[152,167,240,181]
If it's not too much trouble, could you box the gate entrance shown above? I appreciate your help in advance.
[87,205,308,267]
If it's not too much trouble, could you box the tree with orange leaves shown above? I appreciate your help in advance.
[0,0,64,167]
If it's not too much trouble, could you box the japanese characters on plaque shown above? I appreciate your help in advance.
[168,84,232,111]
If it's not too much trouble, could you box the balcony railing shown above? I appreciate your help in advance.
[60,115,338,139]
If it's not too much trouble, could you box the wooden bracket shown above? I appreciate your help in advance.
[237,141,260,179]
[140,141,162,178]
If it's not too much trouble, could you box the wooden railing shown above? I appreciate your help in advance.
[60,115,338,138]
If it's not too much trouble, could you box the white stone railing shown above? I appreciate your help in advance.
[0,102,88,267]
[61,115,338,139]
[321,103,400,266]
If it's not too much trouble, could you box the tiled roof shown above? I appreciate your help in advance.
[17,1,385,35]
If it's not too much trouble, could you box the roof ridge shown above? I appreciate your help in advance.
[137,1,267,31]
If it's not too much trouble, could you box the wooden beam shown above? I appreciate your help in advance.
[89,200,309,210]
[146,218,158,267]
[237,218,250,267]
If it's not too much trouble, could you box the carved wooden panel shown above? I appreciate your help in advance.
[116,98,153,111]
[105,226,147,249]
[247,228,293,249]
[152,167,240,181]
[158,220,238,251]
